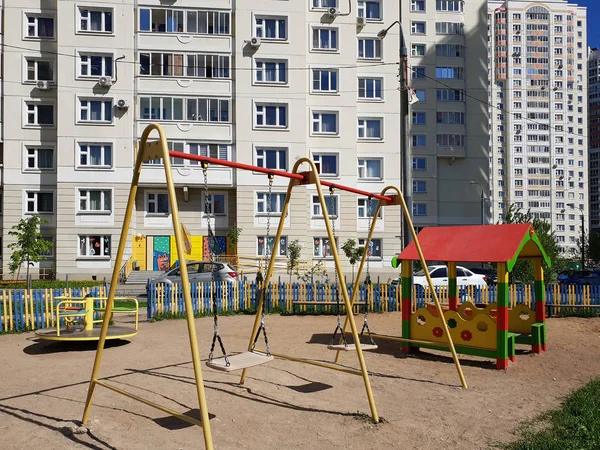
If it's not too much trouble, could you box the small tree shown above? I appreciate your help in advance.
[8,215,53,281]
[226,224,242,251]
[341,238,365,283]
[287,239,302,281]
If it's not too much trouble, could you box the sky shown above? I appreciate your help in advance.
[571,0,600,48]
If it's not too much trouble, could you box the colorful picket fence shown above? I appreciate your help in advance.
[146,282,600,320]
[0,287,106,333]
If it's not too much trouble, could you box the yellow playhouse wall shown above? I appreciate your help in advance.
[170,235,203,266]
[132,237,147,271]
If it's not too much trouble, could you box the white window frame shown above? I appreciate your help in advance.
[357,198,383,219]
[312,194,339,218]
[411,21,426,35]
[77,143,113,169]
[357,0,382,21]
[24,102,55,127]
[411,43,426,57]
[255,147,288,171]
[257,235,288,257]
[78,98,113,124]
[254,103,288,129]
[77,7,114,34]
[78,235,111,258]
[411,0,426,12]
[313,237,337,258]
[24,57,55,83]
[413,180,427,193]
[254,59,287,85]
[357,157,383,180]
[357,38,382,60]
[78,188,113,214]
[25,146,54,171]
[358,117,383,140]
[311,111,339,135]
[312,27,339,52]
[312,69,339,93]
[312,153,339,177]
[78,53,113,78]
[146,192,170,215]
[254,16,287,41]
[26,191,54,214]
[202,193,227,216]
[256,192,286,216]
[24,14,55,39]
[412,203,427,216]
[358,77,383,100]
[358,238,382,259]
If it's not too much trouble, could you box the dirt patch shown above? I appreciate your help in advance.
[1,314,600,449]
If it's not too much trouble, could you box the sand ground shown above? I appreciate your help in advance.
[1,312,600,450]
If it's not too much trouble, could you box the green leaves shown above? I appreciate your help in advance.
[7,215,53,280]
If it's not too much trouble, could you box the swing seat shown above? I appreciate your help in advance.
[327,343,378,351]
[205,351,274,372]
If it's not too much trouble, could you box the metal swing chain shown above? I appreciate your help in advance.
[329,186,347,347]
[203,162,230,367]
[251,174,273,356]
[361,196,376,346]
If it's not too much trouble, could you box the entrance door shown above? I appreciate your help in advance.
[153,236,171,271]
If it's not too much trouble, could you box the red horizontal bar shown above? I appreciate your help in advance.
[167,150,395,203]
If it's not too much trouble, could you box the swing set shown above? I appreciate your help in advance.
[81,124,467,450]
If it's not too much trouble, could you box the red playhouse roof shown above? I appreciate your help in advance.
[397,224,550,271]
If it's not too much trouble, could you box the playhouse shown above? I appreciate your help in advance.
[394,223,549,369]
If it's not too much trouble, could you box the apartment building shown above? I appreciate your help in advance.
[589,47,600,229]
[488,0,588,255]
[404,0,490,227]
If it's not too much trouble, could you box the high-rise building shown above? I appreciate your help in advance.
[488,0,588,255]
[588,47,600,229]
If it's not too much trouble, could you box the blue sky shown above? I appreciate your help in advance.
[571,0,600,48]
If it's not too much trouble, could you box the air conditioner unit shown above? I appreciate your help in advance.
[327,6,339,17]
[558,64,563,69]
[116,99,129,109]
[249,36,261,48]
[36,80,51,90]
[541,86,546,90]
[356,16,366,27]
[516,30,521,35]
[553,86,558,91]
[512,52,521,57]
[98,76,113,87]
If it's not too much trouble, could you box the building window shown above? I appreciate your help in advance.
[436,67,464,79]
[25,58,54,82]
[436,134,465,147]
[78,144,113,168]
[255,60,287,84]
[412,112,427,125]
[313,69,338,92]
[256,148,287,170]
[312,0,337,8]
[357,1,381,20]
[139,8,230,35]
[412,67,425,79]
[412,135,427,147]
[312,112,338,135]
[436,0,463,12]
[203,194,226,215]
[26,147,53,170]
[257,236,288,257]
[413,180,427,193]
[412,203,427,216]
[411,0,426,12]
[358,158,382,179]
[140,53,230,78]
[358,238,382,258]
[411,44,426,56]
[357,198,382,218]
[79,99,112,123]
[78,8,113,33]
[415,90,426,101]
[256,192,286,215]
[255,103,287,128]
[138,97,230,122]
[147,193,169,214]
[411,21,426,34]
[79,235,111,258]
[255,16,287,40]
[79,54,113,77]
[312,195,338,218]
[25,14,55,39]
[436,44,464,57]
[79,189,112,213]
[412,157,427,170]
[312,28,338,51]
[357,118,383,140]
[437,111,465,124]
[26,191,53,213]
[358,78,382,100]
[312,154,338,177]
[25,103,54,127]
[313,237,336,258]
[435,22,464,35]
[358,38,382,59]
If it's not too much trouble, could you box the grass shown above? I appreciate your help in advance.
[504,378,600,450]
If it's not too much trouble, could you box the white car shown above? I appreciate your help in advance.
[412,265,488,288]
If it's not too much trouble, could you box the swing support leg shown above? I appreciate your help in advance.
[240,159,380,424]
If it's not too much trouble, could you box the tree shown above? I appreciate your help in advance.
[287,239,302,281]
[587,229,600,267]
[8,215,53,281]
[341,238,365,283]
[226,223,242,251]
[503,204,564,283]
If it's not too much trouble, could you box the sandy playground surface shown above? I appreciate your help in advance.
[1,312,600,450]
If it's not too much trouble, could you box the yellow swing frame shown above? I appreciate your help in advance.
[81,124,466,450]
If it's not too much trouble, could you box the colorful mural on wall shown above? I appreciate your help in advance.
[153,236,171,271]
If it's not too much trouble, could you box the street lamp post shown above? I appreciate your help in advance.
[470,181,486,225]
[378,21,411,248]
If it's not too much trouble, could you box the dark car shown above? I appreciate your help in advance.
[468,267,497,285]
[559,270,600,286]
